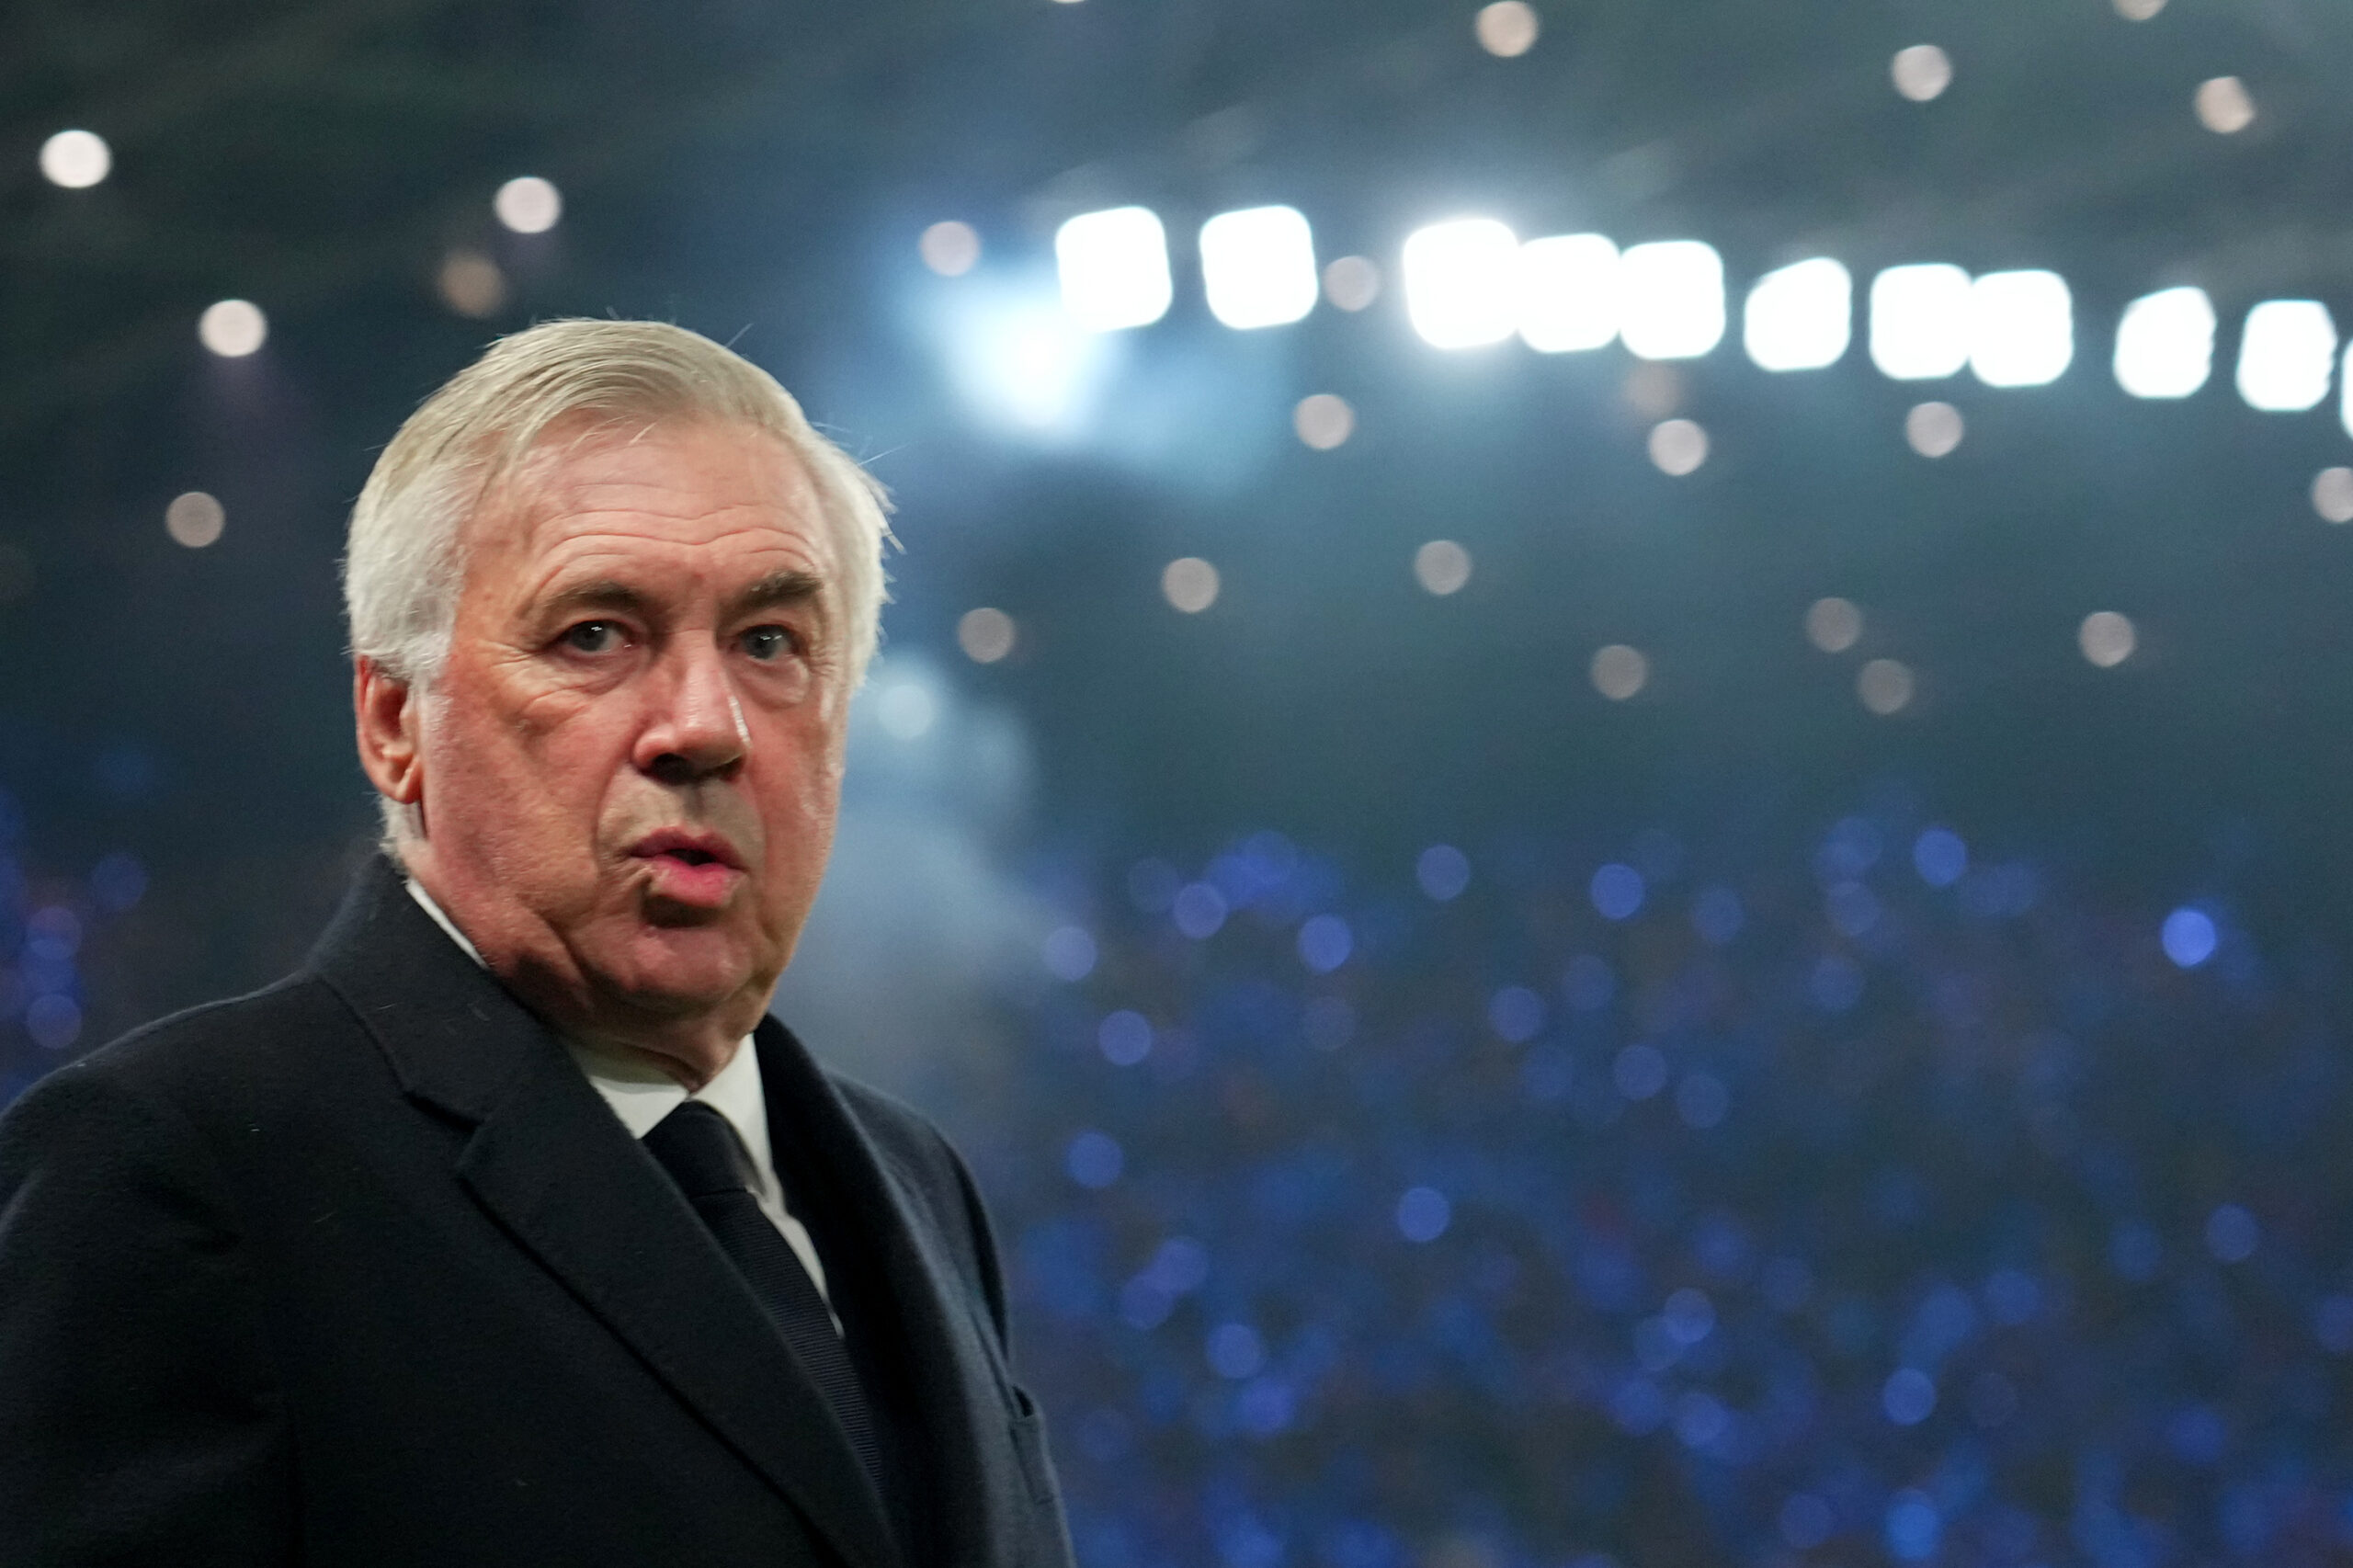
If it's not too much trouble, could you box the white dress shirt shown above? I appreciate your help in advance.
[404,878,835,1312]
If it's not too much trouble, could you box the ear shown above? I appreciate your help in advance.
[354,657,426,808]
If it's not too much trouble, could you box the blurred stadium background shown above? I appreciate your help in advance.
[12,1,2353,1562]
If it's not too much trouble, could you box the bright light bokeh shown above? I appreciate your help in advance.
[165,492,225,549]
[1163,558,1220,613]
[2236,300,2336,413]
[1323,256,1381,312]
[1474,0,1540,57]
[1199,205,1318,330]
[1293,393,1355,450]
[1744,257,1851,371]
[199,300,267,358]
[1870,265,1972,380]
[1806,597,1863,653]
[2079,611,2136,667]
[941,290,1117,437]
[1415,540,1473,596]
[1891,44,1953,102]
[1515,233,1620,353]
[39,129,110,188]
[2113,287,2215,399]
[1056,206,1173,332]
[1618,240,1724,361]
[920,221,982,277]
[1591,645,1648,700]
[1905,401,1964,458]
[494,176,562,234]
[1648,418,1708,475]
[2195,76,2255,134]
[1969,269,2073,387]
[1403,219,1519,348]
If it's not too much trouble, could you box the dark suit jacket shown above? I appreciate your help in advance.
[0,858,1074,1568]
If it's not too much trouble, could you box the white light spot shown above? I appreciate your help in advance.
[2313,467,2353,524]
[1905,401,1964,458]
[877,680,938,739]
[1648,418,1708,476]
[1056,206,1173,332]
[1200,205,1319,330]
[198,300,267,358]
[958,608,1017,663]
[1744,257,1851,371]
[2079,610,2137,667]
[945,296,1111,436]
[1474,0,1540,57]
[1619,240,1724,360]
[1858,658,1915,715]
[165,492,225,549]
[1970,269,2073,388]
[1892,44,1953,102]
[1415,540,1472,596]
[1163,557,1221,613]
[39,129,110,188]
[494,176,563,234]
[1870,264,1972,380]
[1322,256,1381,312]
[438,250,507,318]
[1592,644,1649,700]
[1293,393,1356,450]
[1516,233,1620,353]
[2114,0,2165,17]
[2114,286,2215,399]
[1806,597,1863,653]
[1403,218,1520,348]
[920,221,982,277]
[2195,76,2255,135]
[2236,300,2336,412]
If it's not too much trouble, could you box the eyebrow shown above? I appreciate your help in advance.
[537,569,829,627]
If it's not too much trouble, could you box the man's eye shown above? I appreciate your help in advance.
[740,625,798,662]
[563,620,624,653]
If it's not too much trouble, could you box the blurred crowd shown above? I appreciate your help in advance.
[7,788,2352,1567]
[945,802,2353,1568]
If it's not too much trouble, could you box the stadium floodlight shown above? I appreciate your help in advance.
[1402,218,1520,348]
[1199,205,1319,330]
[1618,241,1724,360]
[1743,257,1851,371]
[1870,264,1972,380]
[1515,233,1620,353]
[1055,206,1173,332]
[2236,300,2336,412]
[2113,287,2216,399]
[1969,269,2072,387]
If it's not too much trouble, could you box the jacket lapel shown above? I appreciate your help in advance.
[755,1022,1012,1562]
[309,858,898,1568]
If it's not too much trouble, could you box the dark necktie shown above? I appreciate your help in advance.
[642,1100,882,1486]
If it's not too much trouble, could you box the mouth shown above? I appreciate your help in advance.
[627,828,748,909]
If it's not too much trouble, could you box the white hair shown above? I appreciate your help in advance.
[344,319,893,836]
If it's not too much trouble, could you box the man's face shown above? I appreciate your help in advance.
[404,418,848,1051]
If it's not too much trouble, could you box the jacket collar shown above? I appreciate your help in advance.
[308,857,902,1568]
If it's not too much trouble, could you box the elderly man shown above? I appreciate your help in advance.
[0,320,1073,1568]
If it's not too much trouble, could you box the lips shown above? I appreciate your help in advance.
[628,828,747,908]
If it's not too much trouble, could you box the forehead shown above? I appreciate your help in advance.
[466,417,835,596]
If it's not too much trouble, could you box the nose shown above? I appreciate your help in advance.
[633,639,748,786]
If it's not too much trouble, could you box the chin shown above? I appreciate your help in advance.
[602,927,766,1017]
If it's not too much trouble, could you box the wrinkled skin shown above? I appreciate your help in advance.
[356,418,849,1088]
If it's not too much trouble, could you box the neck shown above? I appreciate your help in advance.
[399,846,758,1092]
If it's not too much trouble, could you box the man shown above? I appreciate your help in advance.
[0,320,1074,1567]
